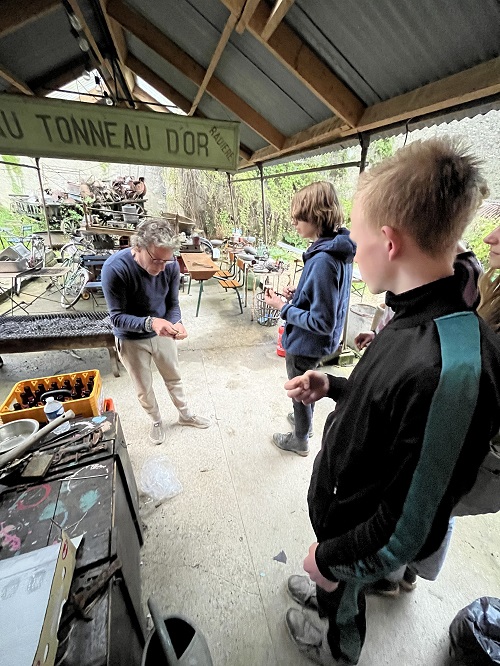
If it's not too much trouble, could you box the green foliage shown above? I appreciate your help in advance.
[463,217,499,268]
[2,154,23,194]
[368,137,396,165]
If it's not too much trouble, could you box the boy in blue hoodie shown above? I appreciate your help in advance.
[265,181,356,457]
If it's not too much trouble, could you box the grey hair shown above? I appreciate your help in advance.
[131,218,180,250]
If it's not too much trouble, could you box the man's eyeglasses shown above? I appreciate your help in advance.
[145,247,176,266]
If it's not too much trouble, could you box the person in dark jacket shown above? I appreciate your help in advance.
[265,181,356,457]
[281,139,500,665]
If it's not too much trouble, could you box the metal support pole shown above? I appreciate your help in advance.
[226,172,237,228]
[258,163,267,245]
[341,133,371,354]
[35,157,53,249]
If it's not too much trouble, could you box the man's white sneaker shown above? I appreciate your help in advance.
[149,421,165,444]
[178,414,210,429]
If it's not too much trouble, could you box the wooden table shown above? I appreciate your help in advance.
[180,252,219,316]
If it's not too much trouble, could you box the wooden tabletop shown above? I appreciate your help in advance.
[180,253,219,280]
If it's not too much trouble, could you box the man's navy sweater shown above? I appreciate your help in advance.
[101,248,181,340]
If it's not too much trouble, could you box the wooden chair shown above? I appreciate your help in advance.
[212,257,247,314]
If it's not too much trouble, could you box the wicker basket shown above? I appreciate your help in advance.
[255,291,281,326]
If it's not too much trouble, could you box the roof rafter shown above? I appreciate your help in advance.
[66,0,133,105]
[355,55,500,132]
[189,12,238,116]
[261,0,295,42]
[97,0,128,65]
[0,63,34,95]
[0,0,59,39]
[107,0,285,148]
[125,55,252,162]
[250,116,344,164]
[133,85,170,113]
[235,0,261,34]
[125,54,194,115]
[219,0,364,128]
[247,55,500,166]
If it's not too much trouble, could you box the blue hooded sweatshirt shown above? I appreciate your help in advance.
[280,228,356,358]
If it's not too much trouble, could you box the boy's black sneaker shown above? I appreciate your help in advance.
[400,566,417,592]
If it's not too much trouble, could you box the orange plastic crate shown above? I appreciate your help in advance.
[0,369,104,424]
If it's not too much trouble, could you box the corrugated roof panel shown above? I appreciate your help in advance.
[127,35,266,153]
[126,0,229,70]
[127,35,199,102]
[127,0,330,136]
[289,0,500,103]
[0,9,81,85]
[224,29,332,125]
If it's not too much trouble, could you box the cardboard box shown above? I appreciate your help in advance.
[0,532,79,666]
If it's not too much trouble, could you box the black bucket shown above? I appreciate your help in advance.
[142,607,213,666]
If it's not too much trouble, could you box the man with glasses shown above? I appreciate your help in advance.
[101,218,210,444]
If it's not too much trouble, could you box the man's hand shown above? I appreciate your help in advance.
[354,331,375,350]
[303,543,338,593]
[172,322,188,340]
[264,288,284,311]
[152,318,185,338]
[284,370,329,405]
[282,284,296,301]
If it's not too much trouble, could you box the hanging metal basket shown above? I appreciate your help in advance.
[255,291,281,326]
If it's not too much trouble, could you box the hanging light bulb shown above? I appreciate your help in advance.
[68,13,82,31]
[82,69,92,81]
[78,36,90,52]
[103,92,114,106]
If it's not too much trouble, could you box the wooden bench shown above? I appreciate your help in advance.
[0,311,120,376]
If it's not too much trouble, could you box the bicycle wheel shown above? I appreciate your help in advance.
[60,267,90,309]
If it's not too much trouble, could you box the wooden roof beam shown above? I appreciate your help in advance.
[108,0,285,148]
[66,0,133,104]
[125,56,252,161]
[126,54,193,115]
[249,116,344,164]
[261,0,295,42]
[0,64,34,96]
[356,55,500,132]
[133,85,170,112]
[97,0,128,64]
[0,0,59,39]
[235,0,261,34]
[189,12,238,115]
[219,0,364,127]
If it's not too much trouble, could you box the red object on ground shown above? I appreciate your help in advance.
[104,398,115,412]
[277,324,285,357]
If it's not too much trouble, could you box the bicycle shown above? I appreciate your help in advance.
[57,235,99,309]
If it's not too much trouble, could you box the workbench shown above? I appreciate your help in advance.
[0,411,145,665]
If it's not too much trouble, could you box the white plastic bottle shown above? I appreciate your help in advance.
[44,396,65,422]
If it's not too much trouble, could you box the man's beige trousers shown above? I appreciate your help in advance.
[116,336,190,423]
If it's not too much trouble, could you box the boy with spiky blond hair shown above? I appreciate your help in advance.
[282,139,500,665]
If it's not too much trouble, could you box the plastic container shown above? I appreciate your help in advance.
[0,370,103,424]
[44,396,65,421]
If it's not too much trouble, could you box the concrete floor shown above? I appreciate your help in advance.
[1,278,499,665]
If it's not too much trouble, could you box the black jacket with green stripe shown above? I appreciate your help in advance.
[310,275,500,584]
